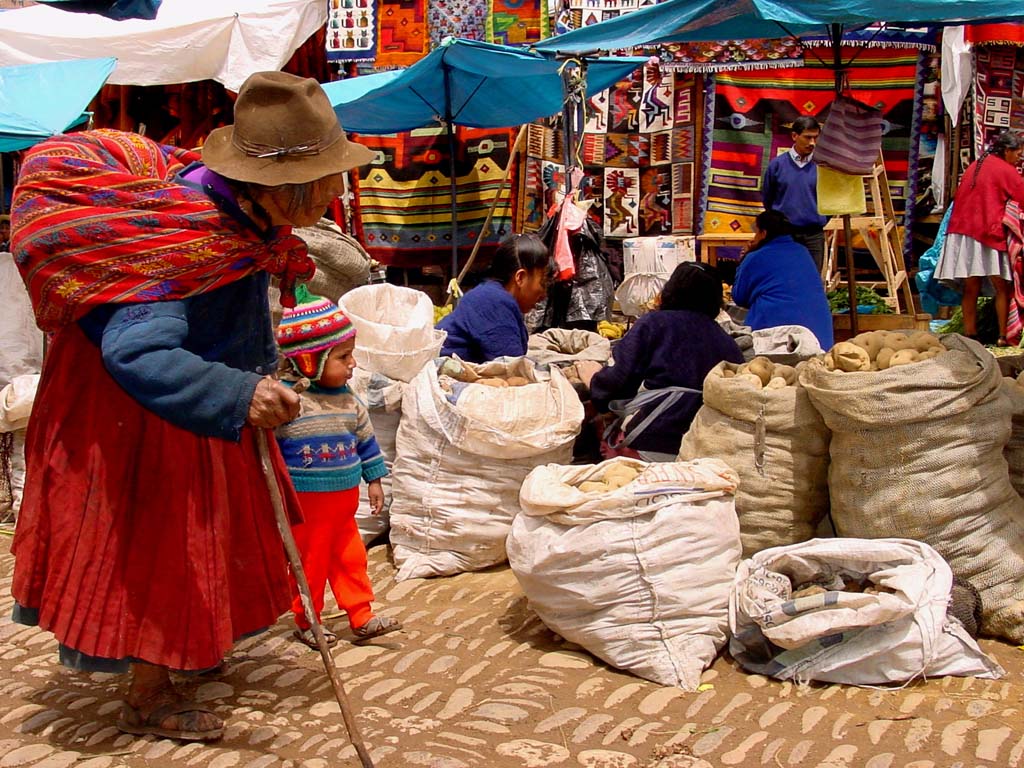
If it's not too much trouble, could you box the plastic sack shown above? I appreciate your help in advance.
[509,457,741,689]
[730,537,1004,685]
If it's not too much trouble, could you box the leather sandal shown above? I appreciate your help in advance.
[118,692,224,742]
[293,626,338,649]
[352,615,402,641]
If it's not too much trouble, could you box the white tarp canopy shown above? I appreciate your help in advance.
[0,0,325,92]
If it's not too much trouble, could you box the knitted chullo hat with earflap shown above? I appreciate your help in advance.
[276,284,356,380]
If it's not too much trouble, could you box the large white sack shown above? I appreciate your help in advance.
[751,325,824,356]
[339,284,444,383]
[800,334,1024,642]
[389,357,583,580]
[508,457,742,690]
[730,538,1003,685]
[0,254,43,385]
[348,369,403,545]
[679,361,830,557]
[527,328,611,367]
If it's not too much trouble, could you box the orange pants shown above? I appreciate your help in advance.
[290,487,374,631]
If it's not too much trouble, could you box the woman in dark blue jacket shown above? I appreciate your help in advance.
[590,262,743,458]
[732,210,834,349]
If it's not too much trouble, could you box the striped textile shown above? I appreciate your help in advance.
[704,47,921,238]
[11,129,312,332]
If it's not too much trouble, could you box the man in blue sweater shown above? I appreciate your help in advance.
[762,116,828,273]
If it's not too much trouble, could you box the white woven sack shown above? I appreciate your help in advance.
[800,334,1024,642]
[389,358,583,580]
[348,369,403,545]
[730,537,1003,685]
[527,328,612,367]
[679,361,830,558]
[508,457,741,689]
[751,325,824,356]
[1002,376,1024,499]
[339,284,445,382]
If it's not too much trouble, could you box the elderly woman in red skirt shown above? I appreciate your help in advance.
[9,72,375,742]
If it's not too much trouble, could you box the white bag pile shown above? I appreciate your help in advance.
[508,457,742,690]
[730,538,1003,685]
[338,283,445,383]
[801,333,1024,642]
[348,368,403,545]
[390,357,583,580]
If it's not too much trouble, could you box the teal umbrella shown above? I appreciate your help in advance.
[33,1,161,20]
[0,57,117,153]
[325,37,645,277]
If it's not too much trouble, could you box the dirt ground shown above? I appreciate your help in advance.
[0,534,1022,768]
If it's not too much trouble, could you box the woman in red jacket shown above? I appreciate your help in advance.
[937,130,1024,345]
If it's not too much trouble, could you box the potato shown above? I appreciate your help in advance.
[735,373,764,388]
[747,357,774,387]
[766,377,788,389]
[831,342,871,372]
[875,347,894,370]
[1017,370,1024,388]
[604,465,639,490]
[579,481,609,494]
[908,331,943,353]
[505,376,531,387]
[850,331,885,360]
[824,351,837,371]
[888,349,919,367]
[721,368,736,379]
[477,377,509,387]
[774,364,797,385]
[883,332,915,351]
[916,348,942,361]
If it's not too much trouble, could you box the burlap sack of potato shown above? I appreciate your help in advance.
[678,360,830,557]
[1002,373,1024,499]
[800,334,1024,642]
[390,357,583,580]
[508,457,741,690]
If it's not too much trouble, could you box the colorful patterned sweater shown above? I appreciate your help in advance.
[275,383,387,493]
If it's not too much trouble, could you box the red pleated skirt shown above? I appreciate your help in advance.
[11,323,298,672]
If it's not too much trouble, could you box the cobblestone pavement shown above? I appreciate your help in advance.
[0,536,1022,768]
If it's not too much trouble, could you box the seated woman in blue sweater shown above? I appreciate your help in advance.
[732,210,834,349]
[437,233,549,363]
[589,262,744,459]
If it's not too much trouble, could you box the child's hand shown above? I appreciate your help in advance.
[367,479,385,516]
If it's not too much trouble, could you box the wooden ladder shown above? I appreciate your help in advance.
[821,158,915,314]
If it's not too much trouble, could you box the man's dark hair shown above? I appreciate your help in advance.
[790,116,821,135]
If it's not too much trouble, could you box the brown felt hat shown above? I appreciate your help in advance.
[202,71,375,186]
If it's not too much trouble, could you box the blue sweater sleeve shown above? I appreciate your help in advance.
[590,319,651,411]
[100,302,261,441]
[762,160,778,211]
[731,252,758,308]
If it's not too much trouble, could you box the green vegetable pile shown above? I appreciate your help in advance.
[826,286,894,315]
[939,297,999,343]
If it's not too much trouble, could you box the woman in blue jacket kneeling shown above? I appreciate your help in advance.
[437,233,550,363]
[732,210,834,349]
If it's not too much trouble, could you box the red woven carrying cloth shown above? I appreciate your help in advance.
[11,129,313,332]
[1004,201,1024,346]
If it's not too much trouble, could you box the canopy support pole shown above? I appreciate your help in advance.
[831,22,859,336]
[443,63,460,289]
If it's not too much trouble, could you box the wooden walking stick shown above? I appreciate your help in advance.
[255,424,375,768]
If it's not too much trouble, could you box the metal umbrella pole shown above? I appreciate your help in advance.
[254,423,375,768]
[830,22,859,335]
[443,61,461,292]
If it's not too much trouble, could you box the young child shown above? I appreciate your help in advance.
[275,286,402,646]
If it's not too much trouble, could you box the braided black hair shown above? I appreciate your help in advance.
[971,129,1024,189]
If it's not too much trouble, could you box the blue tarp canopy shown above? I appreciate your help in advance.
[324,37,645,134]
[533,0,1024,53]
[32,1,161,21]
[0,57,116,153]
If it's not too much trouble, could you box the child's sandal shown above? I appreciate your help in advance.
[293,627,338,649]
[352,615,402,641]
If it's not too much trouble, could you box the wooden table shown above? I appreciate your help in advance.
[696,233,755,266]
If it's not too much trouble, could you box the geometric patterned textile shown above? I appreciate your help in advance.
[703,47,922,237]
[974,45,1024,160]
[376,0,428,68]
[486,0,549,46]
[326,0,377,62]
[518,63,702,239]
[428,0,487,46]
[352,126,517,268]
